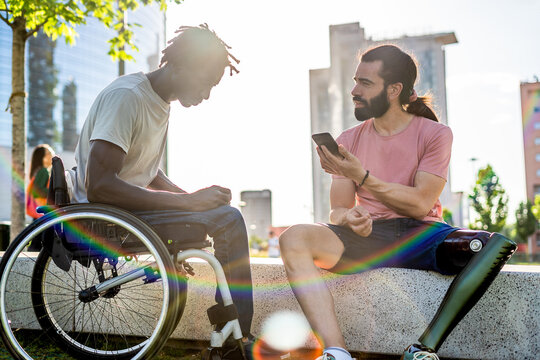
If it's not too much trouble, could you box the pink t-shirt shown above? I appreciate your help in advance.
[332,116,453,222]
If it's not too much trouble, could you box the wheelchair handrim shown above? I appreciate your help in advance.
[0,211,171,360]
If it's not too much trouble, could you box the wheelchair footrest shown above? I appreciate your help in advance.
[207,303,239,326]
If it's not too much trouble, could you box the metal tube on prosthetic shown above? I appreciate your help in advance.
[419,233,516,351]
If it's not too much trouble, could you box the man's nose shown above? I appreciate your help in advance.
[351,84,361,97]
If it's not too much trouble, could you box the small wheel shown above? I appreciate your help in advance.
[201,347,222,360]
[0,204,184,360]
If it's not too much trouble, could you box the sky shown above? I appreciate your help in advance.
[164,0,540,227]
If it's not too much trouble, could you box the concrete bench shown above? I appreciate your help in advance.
[179,259,539,360]
[1,253,538,359]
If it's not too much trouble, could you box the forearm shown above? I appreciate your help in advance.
[148,169,186,193]
[362,175,430,219]
[87,176,193,211]
[320,143,443,220]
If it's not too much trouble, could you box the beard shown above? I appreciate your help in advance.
[354,87,390,121]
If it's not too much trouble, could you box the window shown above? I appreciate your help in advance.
[536,169,540,177]
[535,122,540,130]
[536,154,540,162]
[535,137,540,145]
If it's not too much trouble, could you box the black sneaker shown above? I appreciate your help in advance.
[218,336,255,360]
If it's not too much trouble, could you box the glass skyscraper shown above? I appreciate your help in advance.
[0,4,165,221]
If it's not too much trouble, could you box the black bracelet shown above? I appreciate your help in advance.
[358,170,370,187]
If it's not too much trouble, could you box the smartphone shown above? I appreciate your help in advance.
[312,132,344,158]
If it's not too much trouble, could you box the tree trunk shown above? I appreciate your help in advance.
[10,18,27,242]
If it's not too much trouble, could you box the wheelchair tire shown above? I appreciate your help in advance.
[0,204,186,360]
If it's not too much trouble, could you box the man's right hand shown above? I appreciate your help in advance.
[185,185,232,212]
[343,206,372,237]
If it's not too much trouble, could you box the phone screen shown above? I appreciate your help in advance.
[312,132,343,158]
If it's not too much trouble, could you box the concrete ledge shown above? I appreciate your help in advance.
[179,259,539,360]
[1,253,538,359]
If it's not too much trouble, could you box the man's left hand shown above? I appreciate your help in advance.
[317,144,367,182]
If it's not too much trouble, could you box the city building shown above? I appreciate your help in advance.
[520,80,540,256]
[239,189,272,241]
[0,5,165,222]
[310,22,461,224]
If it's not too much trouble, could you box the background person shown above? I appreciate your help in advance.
[26,144,55,251]
[267,230,280,258]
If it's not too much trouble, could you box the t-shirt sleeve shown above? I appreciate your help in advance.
[417,125,453,180]
[89,88,138,153]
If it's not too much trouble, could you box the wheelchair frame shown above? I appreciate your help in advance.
[0,157,246,360]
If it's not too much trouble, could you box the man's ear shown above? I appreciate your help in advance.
[387,82,403,101]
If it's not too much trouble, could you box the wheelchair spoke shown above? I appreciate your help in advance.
[110,300,140,348]
[109,297,158,324]
[115,291,165,305]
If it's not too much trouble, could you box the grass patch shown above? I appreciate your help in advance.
[0,330,201,360]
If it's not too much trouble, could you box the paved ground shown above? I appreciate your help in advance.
[0,334,406,360]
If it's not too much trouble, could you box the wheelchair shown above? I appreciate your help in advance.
[0,157,246,360]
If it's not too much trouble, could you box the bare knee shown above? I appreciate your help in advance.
[279,224,312,259]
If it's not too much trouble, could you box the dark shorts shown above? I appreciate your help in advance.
[324,218,458,276]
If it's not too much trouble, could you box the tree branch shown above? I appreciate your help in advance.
[1,0,12,26]
[25,19,49,39]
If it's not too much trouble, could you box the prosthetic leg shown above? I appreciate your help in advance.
[401,231,516,359]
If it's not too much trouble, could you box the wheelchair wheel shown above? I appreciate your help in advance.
[0,204,186,360]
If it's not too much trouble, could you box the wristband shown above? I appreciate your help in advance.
[358,170,370,187]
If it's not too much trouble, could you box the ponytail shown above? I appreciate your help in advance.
[406,96,438,122]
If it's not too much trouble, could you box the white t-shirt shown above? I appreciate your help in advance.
[68,72,170,203]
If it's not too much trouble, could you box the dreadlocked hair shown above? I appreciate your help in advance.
[361,44,439,122]
[160,23,240,76]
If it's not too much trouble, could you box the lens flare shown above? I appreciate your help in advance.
[261,311,311,351]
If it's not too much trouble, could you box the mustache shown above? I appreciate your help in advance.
[353,96,367,105]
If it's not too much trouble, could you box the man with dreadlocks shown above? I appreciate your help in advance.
[277,44,516,360]
[67,24,253,351]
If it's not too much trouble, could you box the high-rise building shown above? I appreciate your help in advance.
[520,81,540,255]
[240,189,273,240]
[0,5,165,221]
[27,31,58,147]
[310,22,459,223]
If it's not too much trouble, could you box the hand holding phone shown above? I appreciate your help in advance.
[312,132,344,159]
